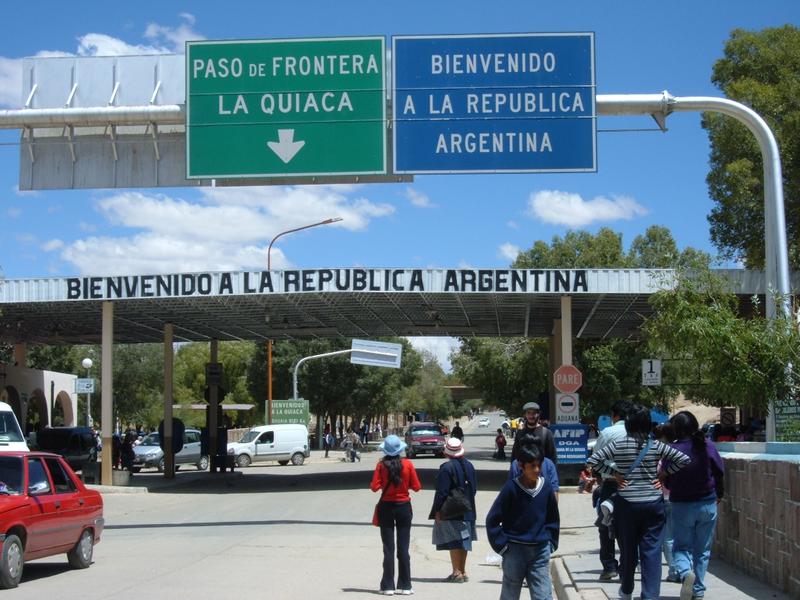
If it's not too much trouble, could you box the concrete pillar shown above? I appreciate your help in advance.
[560,296,573,366]
[208,340,219,470]
[12,344,26,368]
[163,324,174,478]
[100,302,114,486]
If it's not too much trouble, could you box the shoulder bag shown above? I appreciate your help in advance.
[439,460,472,521]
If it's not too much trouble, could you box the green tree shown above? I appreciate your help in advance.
[704,25,800,269]
[400,351,454,420]
[453,227,708,421]
[644,267,800,414]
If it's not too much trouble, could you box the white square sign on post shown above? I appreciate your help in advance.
[555,393,581,424]
[642,359,662,386]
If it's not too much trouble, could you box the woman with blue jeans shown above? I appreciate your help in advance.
[665,411,725,600]
[587,405,690,600]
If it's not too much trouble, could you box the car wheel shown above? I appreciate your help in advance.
[131,467,141,473]
[290,452,305,466]
[157,458,165,473]
[406,451,415,459]
[197,455,209,471]
[0,534,23,589]
[236,454,251,468]
[278,460,289,466]
[67,529,93,569]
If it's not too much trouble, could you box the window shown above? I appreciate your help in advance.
[44,458,76,494]
[257,432,274,444]
[27,458,51,495]
[185,431,200,444]
[0,456,23,495]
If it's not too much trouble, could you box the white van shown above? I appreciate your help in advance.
[0,402,29,451]
[227,424,310,467]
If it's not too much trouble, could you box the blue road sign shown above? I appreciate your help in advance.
[551,424,589,464]
[392,33,596,174]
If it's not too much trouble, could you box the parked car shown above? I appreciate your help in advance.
[404,422,446,458]
[227,424,310,467]
[36,427,96,471]
[132,429,209,472]
[478,417,491,428]
[0,451,103,588]
[0,403,27,452]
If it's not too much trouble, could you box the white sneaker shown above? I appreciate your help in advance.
[399,590,414,595]
[379,590,395,596]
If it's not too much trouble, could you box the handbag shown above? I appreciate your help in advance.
[439,461,472,520]
[372,466,390,527]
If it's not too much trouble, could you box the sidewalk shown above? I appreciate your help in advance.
[552,492,793,600]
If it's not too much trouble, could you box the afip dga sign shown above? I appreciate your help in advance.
[270,399,309,425]
[550,424,588,464]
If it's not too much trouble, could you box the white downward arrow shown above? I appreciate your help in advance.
[267,129,305,164]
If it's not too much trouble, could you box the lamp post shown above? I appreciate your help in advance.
[266,217,342,424]
[81,357,93,427]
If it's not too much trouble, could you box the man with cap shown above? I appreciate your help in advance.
[511,402,557,464]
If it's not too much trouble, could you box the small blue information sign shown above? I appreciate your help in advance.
[392,33,596,174]
[551,424,589,464]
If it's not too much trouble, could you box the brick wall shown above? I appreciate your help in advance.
[714,454,800,596]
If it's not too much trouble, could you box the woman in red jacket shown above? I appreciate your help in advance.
[371,434,422,595]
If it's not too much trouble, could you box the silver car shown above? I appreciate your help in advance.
[132,429,209,472]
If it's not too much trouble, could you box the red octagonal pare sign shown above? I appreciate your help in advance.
[554,364,582,393]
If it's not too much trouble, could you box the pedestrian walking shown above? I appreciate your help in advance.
[486,442,560,600]
[494,428,507,460]
[653,422,681,584]
[343,429,363,462]
[511,402,557,464]
[324,429,335,458]
[589,400,632,581]
[429,438,477,583]
[370,434,422,595]
[509,433,559,501]
[450,421,464,441]
[665,410,725,600]
[587,405,691,600]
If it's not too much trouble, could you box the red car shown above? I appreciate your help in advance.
[0,451,104,588]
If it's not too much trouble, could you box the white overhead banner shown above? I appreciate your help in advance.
[0,268,673,303]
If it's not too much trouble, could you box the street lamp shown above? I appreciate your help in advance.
[81,357,93,427]
[266,217,342,424]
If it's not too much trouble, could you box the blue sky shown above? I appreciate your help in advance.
[0,1,797,368]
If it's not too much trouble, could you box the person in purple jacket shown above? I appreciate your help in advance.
[664,411,725,600]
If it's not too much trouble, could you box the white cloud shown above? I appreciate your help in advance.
[506,220,519,229]
[499,243,521,262]
[79,221,97,232]
[6,207,21,218]
[41,239,64,252]
[527,190,648,227]
[403,187,435,208]
[59,186,396,275]
[406,336,461,373]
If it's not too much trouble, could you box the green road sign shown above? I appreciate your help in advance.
[186,37,386,178]
[270,399,310,426]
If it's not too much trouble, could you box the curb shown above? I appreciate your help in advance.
[87,484,148,494]
[551,557,610,600]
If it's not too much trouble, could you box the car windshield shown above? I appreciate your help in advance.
[140,433,160,446]
[410,427,442,437]
[0,456,23,495]
[239,430,260,443]
[0,413,24,443]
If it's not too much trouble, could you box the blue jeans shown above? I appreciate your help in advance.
[596,479,619,572]
[378,501,412,592]
[614,497,665,600]
[671,499,718,598]
[662,499,679,579]
[500,541,552,600]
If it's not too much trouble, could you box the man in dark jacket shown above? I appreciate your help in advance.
[511,402,557,464]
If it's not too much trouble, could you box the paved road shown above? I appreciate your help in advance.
[7,414,790,600]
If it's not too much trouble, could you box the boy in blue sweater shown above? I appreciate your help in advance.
[487,444,560,600]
